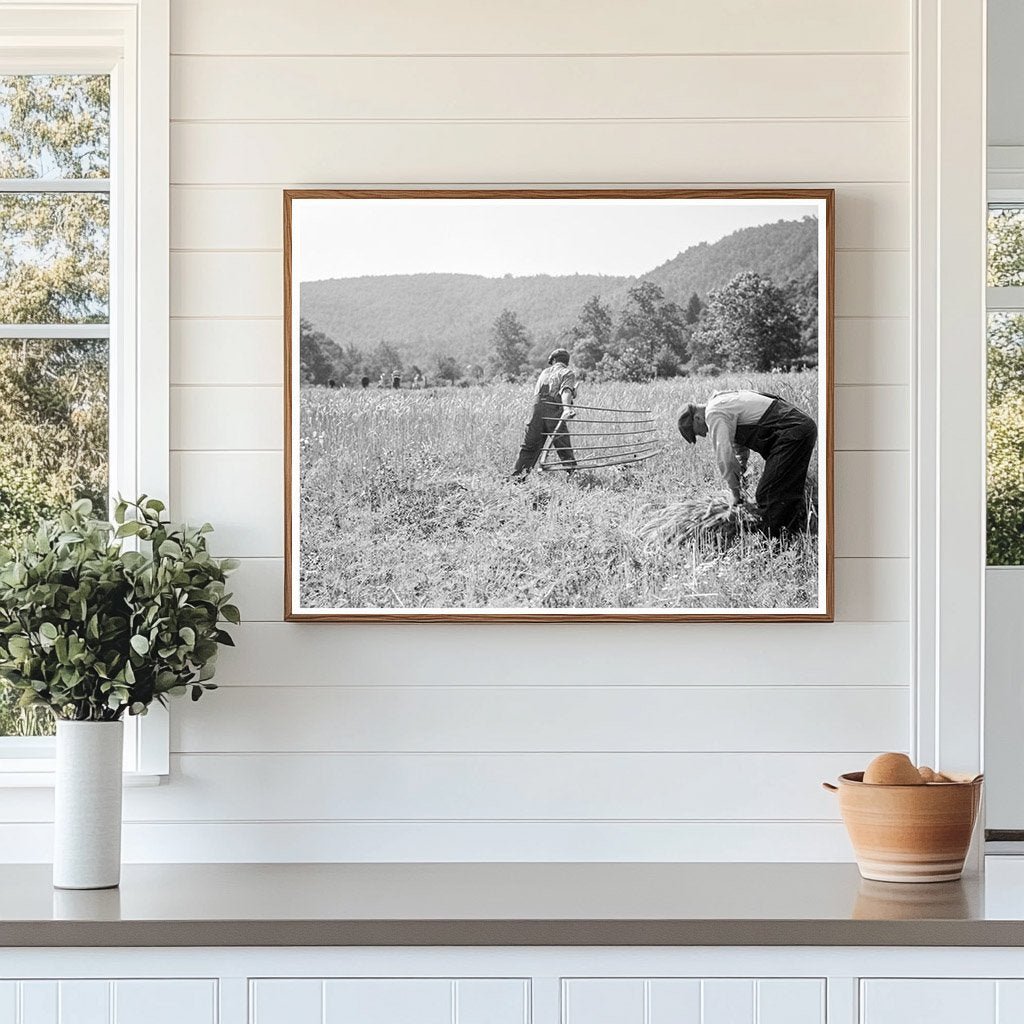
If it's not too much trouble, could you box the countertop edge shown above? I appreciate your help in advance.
[4,919,1024,948]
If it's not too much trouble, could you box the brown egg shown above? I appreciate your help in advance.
[918,766,938,783]
[863,752,925,786]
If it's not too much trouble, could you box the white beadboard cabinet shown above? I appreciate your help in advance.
[0,980,217,1024]
[860,980,1024,1023]
[5,949,1024,1024]
[561,978,825,1024]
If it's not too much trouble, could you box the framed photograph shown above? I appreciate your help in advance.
[284,189,834,622]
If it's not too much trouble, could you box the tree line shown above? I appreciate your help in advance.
[501,269,816,382]
[302,269,817,389]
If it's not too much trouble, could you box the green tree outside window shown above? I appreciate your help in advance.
[0,75,110,736]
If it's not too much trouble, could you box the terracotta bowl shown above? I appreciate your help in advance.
[823,772,983,883]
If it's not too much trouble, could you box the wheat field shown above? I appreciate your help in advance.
[297,372,820,611]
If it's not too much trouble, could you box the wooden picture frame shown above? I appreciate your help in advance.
[284,188,834,622]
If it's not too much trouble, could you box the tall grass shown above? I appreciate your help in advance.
[298,373,819,610]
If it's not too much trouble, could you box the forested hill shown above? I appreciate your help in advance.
[299,216,817,364]
[642,216,817,299]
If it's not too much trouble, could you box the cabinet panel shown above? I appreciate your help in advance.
[648,980,701,1023]
[997,981,1024,1021]
[251,979,528,1024]
[563,979,825,1024]
[250,980,322,1024]
[861,981,996,1023]
[0,983,16,1024]
[455,980,529,1024]
[58,982,109,1024]
[113,981,217,1024]
[757,980,825,1024]
[323,980,451,1024]
[702,980,754,1024]
[18,984,56,1024]
[563,980,645,1024]
[0,981,216,1024]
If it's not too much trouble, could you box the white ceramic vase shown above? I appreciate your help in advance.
[53,720,124,890]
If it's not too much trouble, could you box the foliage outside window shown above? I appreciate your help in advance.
[0,75,110,736]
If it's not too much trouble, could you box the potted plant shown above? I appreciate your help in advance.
[0,497,239,889]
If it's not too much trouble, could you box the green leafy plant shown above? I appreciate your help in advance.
[0,496,238,722]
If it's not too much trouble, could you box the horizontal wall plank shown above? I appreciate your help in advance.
[170,0,909,56]
[171,252,281,317]
[171,54,909,121]
[227,557,910,623]
[170,319,283,386]
[835,250,909,318]
[171,183,908,251]
[833,558,910,621]
[120,752,868,820]
[0,821,856,862]
[834,185,909,250]
[170,121,909,185]
[171,188,283,251]
[835,385,909,450]
[171,385,282,450]
[170,384,902,453]
[211,621,909,687]
[170,451,282,557]
[171,684,909,753]
[168,314,912,388]
[834,318,909,385]
[170,250,907,320]
[224,557,284,620]
[834,451,910,557]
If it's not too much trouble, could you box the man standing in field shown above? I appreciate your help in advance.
[677,390,817,536]
[510,347,578,480]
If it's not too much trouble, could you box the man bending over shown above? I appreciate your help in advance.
[677,390,817,536]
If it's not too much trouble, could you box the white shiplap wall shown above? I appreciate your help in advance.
[2,0,916,862]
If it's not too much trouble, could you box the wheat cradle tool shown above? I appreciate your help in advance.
[538,405,665,471]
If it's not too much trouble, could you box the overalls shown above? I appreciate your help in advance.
[734,394,817,536]
[510,381,577,477]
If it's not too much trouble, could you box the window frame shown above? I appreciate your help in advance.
[982,194,1024,838]
[985,197,1024,578]
[0,0,169,782]
[987,198,1024,312]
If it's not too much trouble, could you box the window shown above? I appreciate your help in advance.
[0,3,169,777]
[0,74,111,738]
[987,205,1024,565]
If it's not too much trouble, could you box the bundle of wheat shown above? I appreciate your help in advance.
[639,495,761,550]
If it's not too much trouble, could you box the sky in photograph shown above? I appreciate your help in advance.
[295,198,821,281]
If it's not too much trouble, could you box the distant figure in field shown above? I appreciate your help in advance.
[327,378,338,389]
[510,348,577,480]
[677,390,817,536]
[360,375,370,389]
[413,370,425,389]
[391,371,401,390]
[378,373,387,388]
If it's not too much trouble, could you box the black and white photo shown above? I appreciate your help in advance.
[284,189,834,621]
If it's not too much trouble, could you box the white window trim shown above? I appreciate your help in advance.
[0,0,169,783]
[914,0,987,815]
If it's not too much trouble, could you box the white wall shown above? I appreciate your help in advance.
[4,0,915,862]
